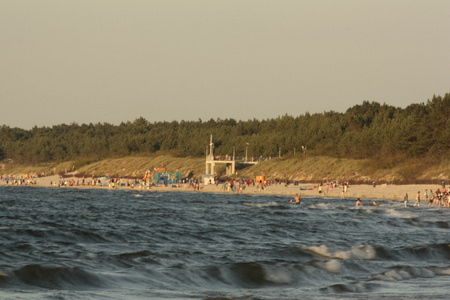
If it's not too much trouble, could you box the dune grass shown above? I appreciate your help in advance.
[235,155,449,184]
[1,154,448,184]
[75,156,205,178]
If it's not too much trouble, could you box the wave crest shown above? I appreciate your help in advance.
[303,244,376,260]
[13,264,104,289]
[373,266,450,281]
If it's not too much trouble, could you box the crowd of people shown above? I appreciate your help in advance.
[0,175,37,186]
[403,187,449,208]
[220,178,295,193]
[1,174,449,209]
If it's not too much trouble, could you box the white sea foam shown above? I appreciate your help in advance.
[323,259,342,274]
[303,244,376,260]
[375,269,412,281]
[309,203,330,209]
[243,201,279,208]
[264,267,293,284]
[374,266,441,281]
[146,194,162,198]
[385,208,413,219]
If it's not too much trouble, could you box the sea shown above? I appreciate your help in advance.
[0,186,449,300]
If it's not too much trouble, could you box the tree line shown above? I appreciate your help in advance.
[0,94,448,166]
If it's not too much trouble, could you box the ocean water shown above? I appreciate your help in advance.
[0,186,449,300]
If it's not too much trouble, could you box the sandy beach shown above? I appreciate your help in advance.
[1,174,446,203]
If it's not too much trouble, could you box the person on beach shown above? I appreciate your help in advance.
[414,191,421,207]
[355,198,363,206]
[403,193,408,207]
[290,193,301,204]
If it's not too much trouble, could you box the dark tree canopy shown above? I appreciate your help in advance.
[1,93,448,165]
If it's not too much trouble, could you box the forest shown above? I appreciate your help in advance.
[0,94,449,169]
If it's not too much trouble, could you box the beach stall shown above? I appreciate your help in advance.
[158,172,168,186]
[256,175,265,184]
[144,165,182,185]
[96,177,109,186]
[166,171,182,184]
[201,174,215,185]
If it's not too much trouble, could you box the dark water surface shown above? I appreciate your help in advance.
[0,186,449,299]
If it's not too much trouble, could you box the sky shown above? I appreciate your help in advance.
[1,0,449,129]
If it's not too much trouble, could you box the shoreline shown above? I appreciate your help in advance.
[1,174,447,202]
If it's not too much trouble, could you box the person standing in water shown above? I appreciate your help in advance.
[403,193,409,207]
[414,191,421,207]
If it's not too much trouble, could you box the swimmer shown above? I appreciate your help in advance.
[290,193,301,204]
[355,198,363,206]
[372,201,378,206]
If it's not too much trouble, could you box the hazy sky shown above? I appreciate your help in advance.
[1,0,449,129]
